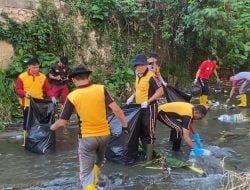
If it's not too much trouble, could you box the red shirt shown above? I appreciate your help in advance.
[198,60,217,80]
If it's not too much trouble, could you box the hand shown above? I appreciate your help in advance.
[122,126,129,135]
[25,92,31,98]
[191,146,204,157]
[51,96,57,104]
[55,75,61,80]
[226,98,231,104]
[193,78,198,84]
[141,101,148,108]
[216,78,221,83]
[126,94,135,105]
[193,133,202,149]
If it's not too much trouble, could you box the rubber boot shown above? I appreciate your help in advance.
[145,144,154,161]
[200,95,209,109]
[237,94,247,107]
[199,95,203,105]
[22,130,26,147]
[94,165,100,186]
[85,184,96,190]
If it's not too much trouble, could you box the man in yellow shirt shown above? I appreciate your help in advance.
[50,64,128,190]
[127,54,164,161]
[158,102,207,156]
[15,57,56,146]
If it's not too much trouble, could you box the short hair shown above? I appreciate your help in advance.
[60,56,68,65]
[27,57,40,65]
[72,73,89,80]
[194,104,207,115]
[208,54,217,61]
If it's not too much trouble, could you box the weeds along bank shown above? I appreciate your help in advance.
[0,0,249,127]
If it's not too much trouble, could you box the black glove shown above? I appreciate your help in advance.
[122,127,129,135]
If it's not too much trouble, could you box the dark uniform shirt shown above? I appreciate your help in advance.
[49,63,71,85]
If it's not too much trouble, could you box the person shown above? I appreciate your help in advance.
[157,102,208,156]
[49,56,71,106]
[50,64,128,190]
[15,57,56,146]
[194,54,220,109]
[126,53,164,161]
[147,52,167,86]
[225,72,250,107]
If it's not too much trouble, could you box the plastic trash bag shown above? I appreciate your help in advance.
[25,98,56,154]
[106,104,141,165]
[191,83,201,96]
[164,85,191,102]
[217,113,248,123]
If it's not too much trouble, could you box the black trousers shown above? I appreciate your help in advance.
[139,103,158,144]
[23,107,29,130]
[198,78,209,96]
[158,111,183,151]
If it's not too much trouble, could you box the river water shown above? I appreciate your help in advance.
[1,93,250,190]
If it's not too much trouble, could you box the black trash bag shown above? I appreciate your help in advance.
[164,85,191,102]
[106,104,141,165]
[25,98,56,154]
[191,83,201,96]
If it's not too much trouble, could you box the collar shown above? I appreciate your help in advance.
[77,83,92,88]
[27,70,40,76]
[137,68,149,78]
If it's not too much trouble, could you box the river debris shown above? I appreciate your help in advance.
[222,170,250,190]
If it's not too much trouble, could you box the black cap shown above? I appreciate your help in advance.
[150,52,158,58]
[60,56,68,65]
[27,57,40,65]
[131,54,149,67]
[69,64,92,78]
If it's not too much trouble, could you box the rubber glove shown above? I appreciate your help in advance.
[25,92,31,98]
[191,145,204,157]
[51,96,57,104]
[193,133,202,149]
[141,101,148,108]
[126,94,135,105]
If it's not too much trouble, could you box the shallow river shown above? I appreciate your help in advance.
[1,93,250,190]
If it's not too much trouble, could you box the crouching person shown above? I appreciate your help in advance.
[50,64,128,190]
[157,102,209,156]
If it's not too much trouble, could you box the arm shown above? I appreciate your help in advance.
[182,128,194,149]
[213,69,220,81]
[50,118,68,131]
[50,98,73,130]
[194,69,201,82]
[15,77,26,97]
[226,86,236,103]
[158,73,167,86]
[108,102,128,128]
[43,78,54,98]
[148,86,164,104]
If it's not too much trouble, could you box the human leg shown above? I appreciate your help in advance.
[22,107,29,146]
[78,137,98,189]
[157,111,183,151]
[238,81,250,107]
[95,135,110,185]
[199,79,209,108]
[140,104,157,161]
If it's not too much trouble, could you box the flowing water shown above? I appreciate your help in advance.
[1,93,250,190]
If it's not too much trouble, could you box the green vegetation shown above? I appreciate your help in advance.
[0,0,249,126]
